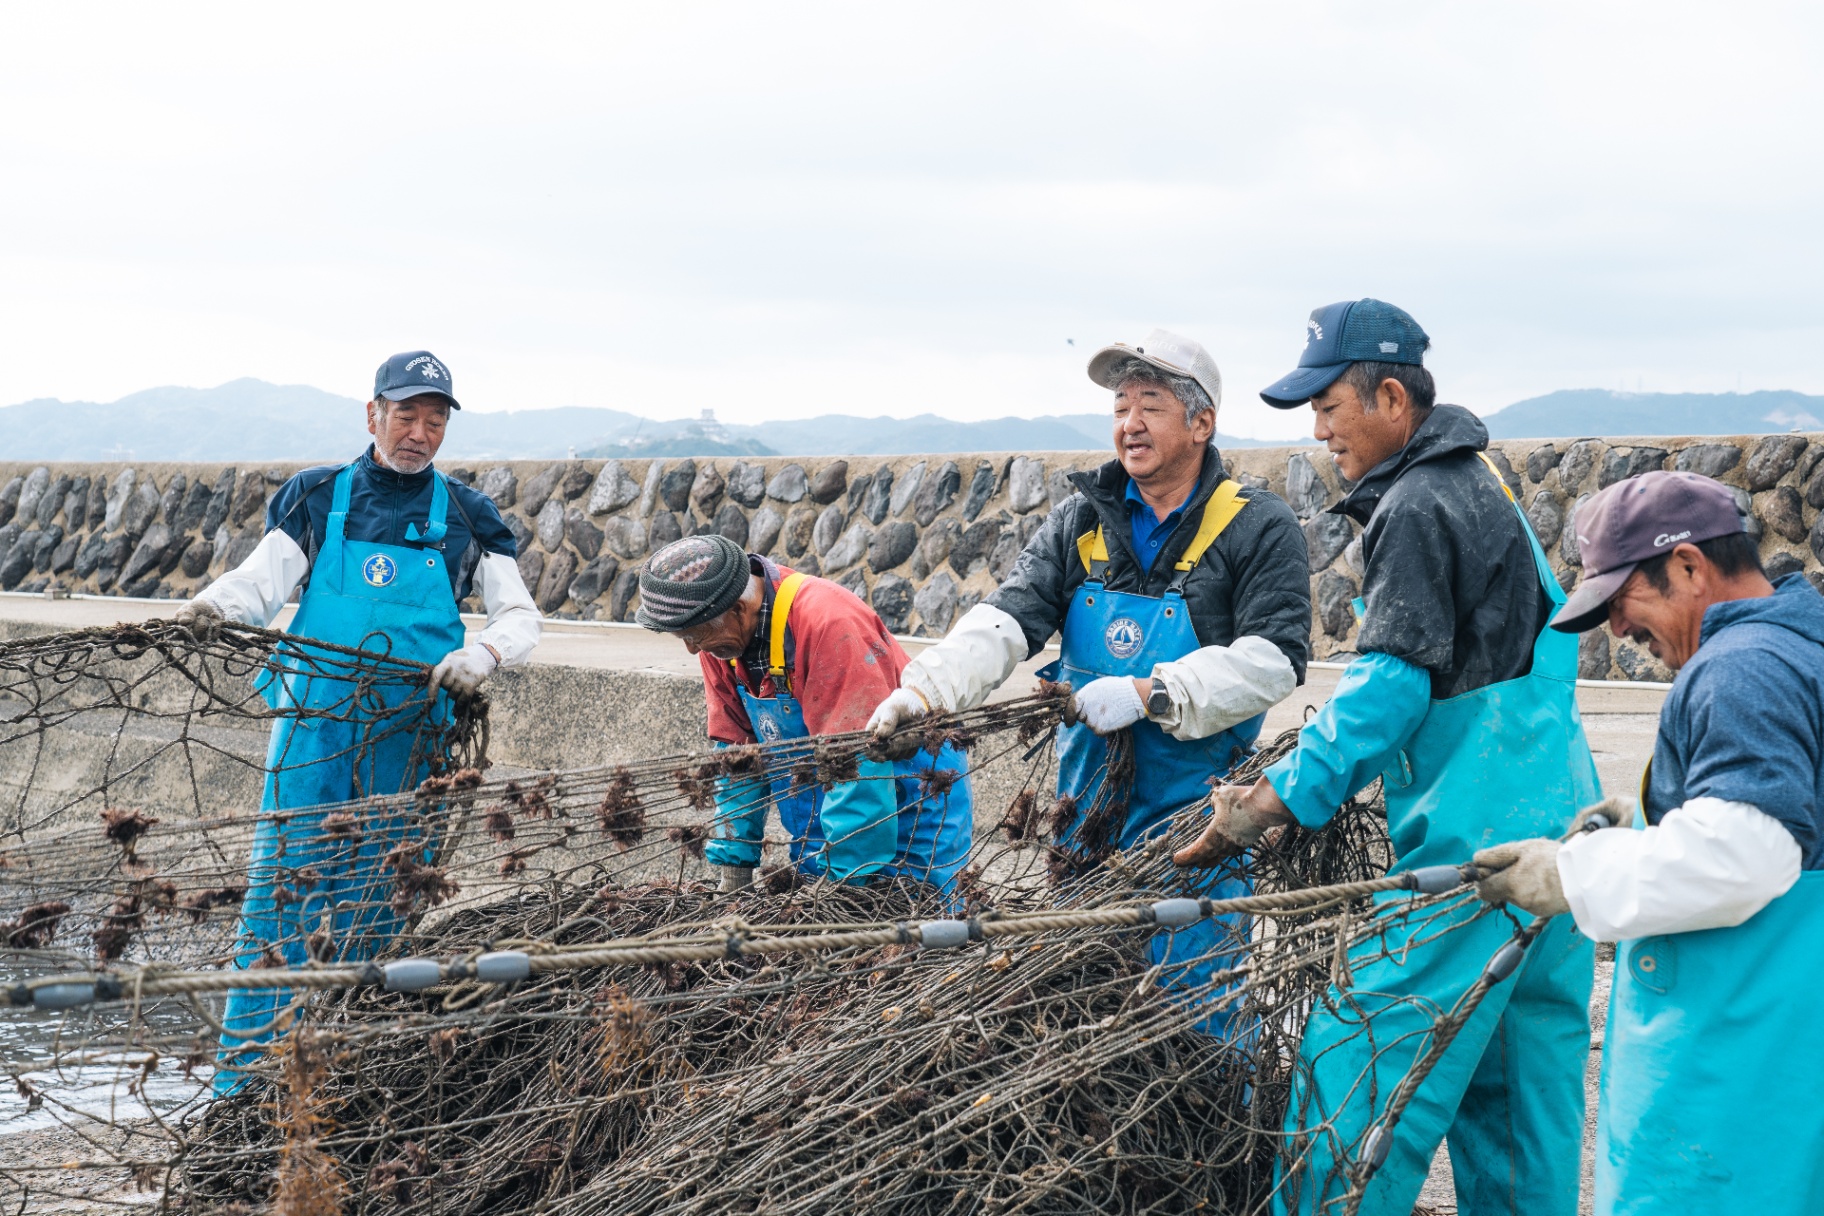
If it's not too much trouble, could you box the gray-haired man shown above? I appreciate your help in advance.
[867,328,1310,1034]
[872,328,1310,836]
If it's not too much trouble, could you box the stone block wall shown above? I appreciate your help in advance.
[3,433,1818,682]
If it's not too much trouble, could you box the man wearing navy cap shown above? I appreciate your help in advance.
[174,351,541,1092]
[1174,301,1600,1215]
[1475,470,1824,1215]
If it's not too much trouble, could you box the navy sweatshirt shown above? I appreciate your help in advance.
[266,447,517,602]
[1647,574,1824,869]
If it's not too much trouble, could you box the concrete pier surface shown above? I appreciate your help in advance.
[0,591,1664,1214]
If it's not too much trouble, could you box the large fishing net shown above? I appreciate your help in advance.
[0,622,1516,1215]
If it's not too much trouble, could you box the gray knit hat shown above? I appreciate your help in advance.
[636,535,753,631]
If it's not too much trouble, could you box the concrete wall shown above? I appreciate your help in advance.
[5,432,1820,682]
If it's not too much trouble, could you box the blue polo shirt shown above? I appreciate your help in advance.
[1124,477,1193,573]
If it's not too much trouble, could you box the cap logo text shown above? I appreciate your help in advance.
[1306,319,1323,342]
[405,355,446,381]
[1654,531,1691,547]
[1379,341,1398,353]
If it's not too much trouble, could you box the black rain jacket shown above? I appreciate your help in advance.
[1339,404,1551,700]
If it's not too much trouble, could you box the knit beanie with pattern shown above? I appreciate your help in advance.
[635,535,752,631]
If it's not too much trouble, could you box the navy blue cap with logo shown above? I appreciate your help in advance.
[374,350,461,410]
[1260,299,1430,409]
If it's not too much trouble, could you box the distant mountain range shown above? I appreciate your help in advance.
[0,379,1289,460]
[3,379,1820,462]
[1480,388,1824,439]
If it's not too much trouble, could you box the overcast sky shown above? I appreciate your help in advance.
[1,2,1818,440]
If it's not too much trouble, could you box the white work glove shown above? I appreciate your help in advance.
[173,597,226,643]
[718,865,755,893]
[867,688,932,738]
[1174,784,1294,866]
[1073,675,1146,735]
[1473,838,1570,918]
[430,643,499,698]
[898,603,1026,715]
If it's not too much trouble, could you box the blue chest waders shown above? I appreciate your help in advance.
[1593,769,1824,1215]
[1278,453,1600,1216]
[215,465,467,1094]
[1040,480,1256,1038]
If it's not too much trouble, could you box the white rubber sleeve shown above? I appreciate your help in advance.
[197,530,309,627]
[898,602,1027,713]
[472,550,542,668]
[1149,635,1297,742]
[1557,797,1802,942]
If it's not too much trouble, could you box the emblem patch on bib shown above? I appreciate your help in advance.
[1104,616,1143,659]
[756,713,783,742]
[362,554,397,587]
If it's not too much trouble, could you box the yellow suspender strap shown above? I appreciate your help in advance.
[1078,479,1249,576]
[1173,479,1247,572]
[1475,452,1518,505]
[768,572,808,679]
[1075,527,1110,575]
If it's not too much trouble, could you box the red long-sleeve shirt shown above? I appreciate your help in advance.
[702,566,908,745]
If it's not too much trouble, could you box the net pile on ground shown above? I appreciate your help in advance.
[0,624,1507,1216]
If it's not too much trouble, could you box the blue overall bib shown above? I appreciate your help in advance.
[215,464,465,1092]
[1594,780,1824,1214]
[1279,454,1599,1216]
[713,572,973,894]
[1041,481,1256,1038]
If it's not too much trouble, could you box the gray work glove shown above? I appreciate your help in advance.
[717,865,755,894]
[172,597,225,643]
[1566,795,1632,836]
[867,688,932,738]
[1173,785,1294,867]
[1473,838,1570,917]
[430,643,499,697]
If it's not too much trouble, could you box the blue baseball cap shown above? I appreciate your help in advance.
[1260,299,1430,408]
[374,350,460,410]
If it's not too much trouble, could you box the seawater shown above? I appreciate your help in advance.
[0,961,211,1135]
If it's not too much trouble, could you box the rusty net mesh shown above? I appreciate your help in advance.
[0,622,1508,1216]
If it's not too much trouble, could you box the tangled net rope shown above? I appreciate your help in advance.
[0,623,1513,1215]
[0,618,487,837]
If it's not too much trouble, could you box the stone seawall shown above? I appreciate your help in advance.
[3,433,1818,681]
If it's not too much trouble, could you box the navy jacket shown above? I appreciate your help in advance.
[267,448,517,602]
[1647,574,1824,869]
[1337,404,1550,700]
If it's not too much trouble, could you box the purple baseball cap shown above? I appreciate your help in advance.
[1550,470,1746,633]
